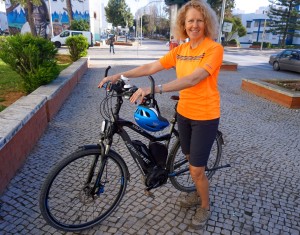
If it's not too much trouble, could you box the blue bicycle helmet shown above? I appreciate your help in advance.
[134,105,169,132]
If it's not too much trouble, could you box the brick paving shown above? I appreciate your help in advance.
[0,42,299,235]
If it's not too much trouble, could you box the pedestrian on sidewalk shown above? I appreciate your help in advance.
[169,35,179,50]
[99,0,223,229]
[107,35,115,54]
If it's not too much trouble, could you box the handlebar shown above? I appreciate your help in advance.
[102,66,157,106]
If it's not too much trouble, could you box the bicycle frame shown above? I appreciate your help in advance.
[100,101,179,177]
[99,66,229,187]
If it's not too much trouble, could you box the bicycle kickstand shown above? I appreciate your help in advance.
[144,189,155,198]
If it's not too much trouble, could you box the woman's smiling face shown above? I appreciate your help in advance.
[184,8,205,42]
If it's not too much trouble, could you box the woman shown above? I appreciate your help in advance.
[98,0,223,229]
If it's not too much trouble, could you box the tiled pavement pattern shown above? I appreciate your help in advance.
[0,42,299,235]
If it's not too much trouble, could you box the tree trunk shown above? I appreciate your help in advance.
[281,0,293,48]
[66,0,73,24]
[26,0,37,36]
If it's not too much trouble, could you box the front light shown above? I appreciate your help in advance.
[101,120,107,133]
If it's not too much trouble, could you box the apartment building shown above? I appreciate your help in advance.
[233,6,300,48]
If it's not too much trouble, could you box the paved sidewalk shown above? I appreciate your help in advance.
[0,42,299,235]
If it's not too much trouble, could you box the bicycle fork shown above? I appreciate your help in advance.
[83,142,112,197]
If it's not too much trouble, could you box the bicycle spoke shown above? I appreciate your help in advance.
[40,149,127,231]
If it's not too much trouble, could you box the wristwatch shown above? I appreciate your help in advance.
[158,84,163,94]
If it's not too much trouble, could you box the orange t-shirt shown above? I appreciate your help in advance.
[159,37,223,120]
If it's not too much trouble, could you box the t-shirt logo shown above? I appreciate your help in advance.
[176,53,205,62]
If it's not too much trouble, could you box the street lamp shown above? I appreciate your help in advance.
[47,0,54,38]
[136,0,163,45]
[140,14,143,45]
[217,0,226,43]
[260,10,268,51]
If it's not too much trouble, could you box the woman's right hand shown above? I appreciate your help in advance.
[98,74,120,88]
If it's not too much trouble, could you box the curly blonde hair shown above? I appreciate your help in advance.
[174,0,219,40]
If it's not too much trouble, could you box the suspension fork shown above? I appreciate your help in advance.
[91,153,109,195]
[85,154,100,186]
[84,141,111,196]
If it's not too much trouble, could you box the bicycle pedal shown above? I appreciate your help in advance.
[144,189,155,198]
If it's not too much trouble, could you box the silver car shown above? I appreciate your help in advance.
[269,49,300,73]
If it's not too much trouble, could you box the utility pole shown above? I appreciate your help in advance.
[47,0,54,38]
[217,0,226,43]
[260,11,268,51]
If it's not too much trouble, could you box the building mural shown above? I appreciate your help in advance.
[0,0,9,32]
[5,0,91,38]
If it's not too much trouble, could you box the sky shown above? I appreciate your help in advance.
[234,0,270,13]
[106,0,271,15]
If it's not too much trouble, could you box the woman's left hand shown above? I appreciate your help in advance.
[130,87,151,103]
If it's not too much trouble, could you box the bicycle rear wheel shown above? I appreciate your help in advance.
[167,134,222,192]
[39,148,128,232]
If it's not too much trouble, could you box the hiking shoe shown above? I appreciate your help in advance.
[190,207,210,229]
[179,191,201,208]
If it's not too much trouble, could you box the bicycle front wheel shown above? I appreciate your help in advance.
[167,135,222,192]
[39,148,128,232]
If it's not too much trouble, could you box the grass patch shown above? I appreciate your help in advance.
[0,54,72,112]
[0,60,23,95]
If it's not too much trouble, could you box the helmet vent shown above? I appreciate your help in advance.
[134,105,169,132]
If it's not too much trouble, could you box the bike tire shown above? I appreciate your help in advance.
[167,134,222,192]
[39,148,128,232]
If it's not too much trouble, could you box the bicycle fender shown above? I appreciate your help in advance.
[78,144,101,151]
[77,145,131,181]
[217,130,224,145]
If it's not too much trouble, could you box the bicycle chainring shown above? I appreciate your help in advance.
[145,166,168,189]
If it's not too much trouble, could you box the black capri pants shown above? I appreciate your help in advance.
[177,113,219,167]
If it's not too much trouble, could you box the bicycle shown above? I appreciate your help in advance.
[39,66,230,232]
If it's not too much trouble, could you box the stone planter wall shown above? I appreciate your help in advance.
[241,79,300,109]
[221,61,238,71]
[0,58,89,194]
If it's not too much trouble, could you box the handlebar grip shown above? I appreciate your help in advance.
[105,66,111,77]
[148,76,155,97]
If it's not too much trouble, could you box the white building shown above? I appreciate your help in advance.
[0,0,8,31]
[3,0,109,42]
[234,5,300,48]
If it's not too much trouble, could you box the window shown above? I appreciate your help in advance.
[72,32,83,36]
[282,50,292,58]
[60,31,70,37]
[246,21,252,28]
[291,52,299,60]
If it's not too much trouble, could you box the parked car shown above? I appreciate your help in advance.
[51,30,93,48]
[269,49,300,73]
[116,36,126,42]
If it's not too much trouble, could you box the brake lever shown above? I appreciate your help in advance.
[102,82,113,92]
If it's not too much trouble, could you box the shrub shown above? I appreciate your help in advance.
[252,41,261,46]
[252,41,272,48]
[229,39,237,44]
[0,33,59,94]
[285,45,300,49]
[65,35,88,61]
[69,19,90,31]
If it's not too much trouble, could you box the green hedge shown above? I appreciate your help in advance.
[252,41,272,48]
[66,35,88,61]
[0,33,59,94]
